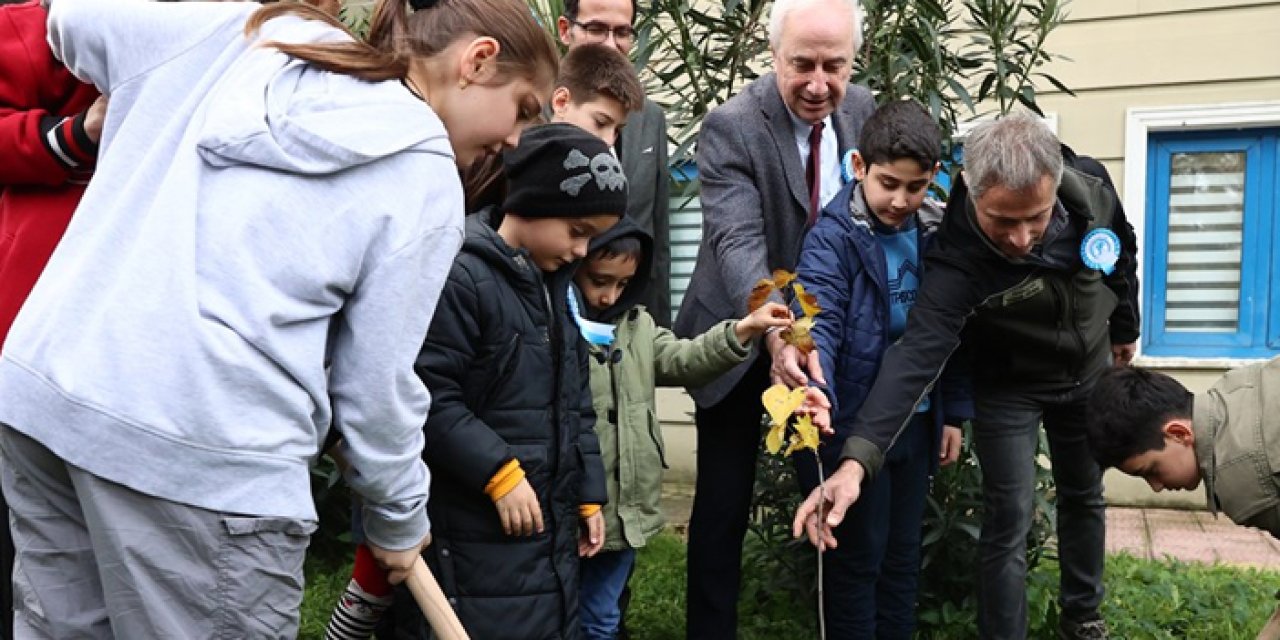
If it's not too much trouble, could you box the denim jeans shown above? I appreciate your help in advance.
[814,411,932,639]
[580,548,637,640]
[972,385,1106,639]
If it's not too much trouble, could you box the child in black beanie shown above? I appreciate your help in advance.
[332,123,626,640]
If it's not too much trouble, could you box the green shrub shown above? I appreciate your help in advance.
[739,421,1058,636]
[308,456,355,559]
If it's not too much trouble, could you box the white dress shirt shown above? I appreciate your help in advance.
[790,111,843,209]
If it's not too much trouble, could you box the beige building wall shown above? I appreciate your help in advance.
[1032,0,1280,194]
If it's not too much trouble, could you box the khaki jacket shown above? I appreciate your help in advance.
[590,312,750,552]
[1194,356,1280,536]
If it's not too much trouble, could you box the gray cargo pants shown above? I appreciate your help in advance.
[0,424,315,639]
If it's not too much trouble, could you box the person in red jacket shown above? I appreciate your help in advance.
[0,1,104,347]
[0,2,104,637]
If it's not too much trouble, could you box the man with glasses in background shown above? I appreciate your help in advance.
[558,0,673,328]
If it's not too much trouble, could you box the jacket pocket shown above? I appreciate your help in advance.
[214,516,316,637]
[647,408,669,470]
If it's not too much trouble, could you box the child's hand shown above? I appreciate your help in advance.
[734,302,793,344]
[798,386,833,436]
[578,511,605,557]
[939,425,963,466]
[495,479,544,537]
[367,533,432,585]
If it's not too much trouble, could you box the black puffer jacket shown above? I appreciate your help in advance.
[383,211,606,640]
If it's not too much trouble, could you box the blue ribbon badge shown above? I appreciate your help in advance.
[840,149,858,184]
[1080,228,1120,275]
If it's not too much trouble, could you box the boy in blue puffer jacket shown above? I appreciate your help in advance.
[794,99,973,639]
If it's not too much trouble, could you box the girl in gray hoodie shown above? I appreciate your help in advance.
[0,0,556,636]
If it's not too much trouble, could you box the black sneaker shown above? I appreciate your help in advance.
[1059,617,1109,640]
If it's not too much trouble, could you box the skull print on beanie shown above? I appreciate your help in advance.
[501,123,629,219]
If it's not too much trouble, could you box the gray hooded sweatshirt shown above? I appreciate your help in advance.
[0,0,463,550]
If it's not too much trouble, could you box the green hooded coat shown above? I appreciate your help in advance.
[576,218,751,551]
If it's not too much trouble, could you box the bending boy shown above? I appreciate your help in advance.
[1088,358,1280,536]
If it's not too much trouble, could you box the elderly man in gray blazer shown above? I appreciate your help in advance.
[672,0,874,635]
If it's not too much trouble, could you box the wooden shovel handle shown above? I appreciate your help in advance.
[406,555,470,640]
[1257,602,1280,640]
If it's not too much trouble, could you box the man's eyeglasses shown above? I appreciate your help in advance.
[569,19,635,43]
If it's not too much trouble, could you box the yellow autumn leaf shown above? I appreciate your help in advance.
[765,422,787,455]
[771,269,796,289]
[761,384,806,427]
[792,282,822,318]
[782,316,816,354]
[783,433,804,457]
[793,414,821,452]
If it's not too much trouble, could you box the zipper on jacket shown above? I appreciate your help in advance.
[476,333,523,410]
[608,350,625,483]
[1067,276,1086,383]
[540,281,562,473]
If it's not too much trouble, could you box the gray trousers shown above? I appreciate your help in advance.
[0,424,315,639]
[972,385,1106,640]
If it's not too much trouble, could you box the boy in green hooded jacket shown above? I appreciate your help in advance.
[570,216,790,639]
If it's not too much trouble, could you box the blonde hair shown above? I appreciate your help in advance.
[245,0,558,86]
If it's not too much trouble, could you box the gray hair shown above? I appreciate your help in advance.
[963,111,1063,200]
[768,0,863,51]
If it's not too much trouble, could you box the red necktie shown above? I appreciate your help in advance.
[806,120,825,226]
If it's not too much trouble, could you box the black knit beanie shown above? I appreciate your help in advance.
[501,123,629,219]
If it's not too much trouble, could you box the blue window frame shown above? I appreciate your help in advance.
[1144,128,1280,358]
[667,163,702,318]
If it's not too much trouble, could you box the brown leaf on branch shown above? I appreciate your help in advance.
[747,279,774,312]
[782,316,816,354]
[771,269,796,289]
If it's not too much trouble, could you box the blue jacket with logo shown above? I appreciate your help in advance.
[794,181,972,482]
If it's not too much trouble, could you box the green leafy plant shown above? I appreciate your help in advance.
[633,0,773,188]
[308,455,354,558]
[336,0,374,40]
[963,0,1073,116]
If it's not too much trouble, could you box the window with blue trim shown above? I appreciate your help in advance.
[1144,128,1280,358]
[667,163,701,318]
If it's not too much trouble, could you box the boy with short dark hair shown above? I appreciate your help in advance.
[1087,358,1280,537]
[551,42,644,145]
[453,42,642,213]
[791,98,971,637]
[571,218,791,639]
